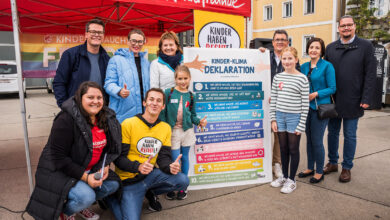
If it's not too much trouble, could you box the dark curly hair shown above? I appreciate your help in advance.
[74,81,109,132]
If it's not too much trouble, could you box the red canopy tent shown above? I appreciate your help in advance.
[0,0,250,36]
[0,0,251,194]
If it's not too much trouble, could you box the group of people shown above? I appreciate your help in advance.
[267,15,376,194]
[25,14,376,220]
[26,19,206,220]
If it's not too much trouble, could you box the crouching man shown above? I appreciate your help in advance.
[106,88,189,219]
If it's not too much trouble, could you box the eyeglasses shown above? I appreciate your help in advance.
[129,39,144,45]
[88,30,104,36]
[273,38,288,43]
[339,23,354,29]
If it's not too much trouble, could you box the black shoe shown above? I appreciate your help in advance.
[176,190,188,200]
[165,191,176,200]
[145,190,162,212]
[298,170,314,178]
[97,199,108,210]
[310,174,324,184]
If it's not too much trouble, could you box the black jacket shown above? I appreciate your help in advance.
[26,98,122,220]
[325,37,376,118]
[53,41,110,107]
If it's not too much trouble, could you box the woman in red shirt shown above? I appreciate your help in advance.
[26,82,122,220]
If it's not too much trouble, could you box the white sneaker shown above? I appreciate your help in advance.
[270,176,286,188]
[78,208,100,220]
[280,178,297,194]
[273,163,283,178]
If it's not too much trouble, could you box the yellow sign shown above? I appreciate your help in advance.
[194,158,263,174]
[194,10,245,48]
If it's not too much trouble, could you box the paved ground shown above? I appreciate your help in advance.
[0,90,389,220]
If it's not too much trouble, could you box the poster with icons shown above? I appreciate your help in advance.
[184,47,272,190]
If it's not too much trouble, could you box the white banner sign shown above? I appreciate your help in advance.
[184,48,272,190]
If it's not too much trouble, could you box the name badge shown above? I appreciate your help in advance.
[171,99,179,103]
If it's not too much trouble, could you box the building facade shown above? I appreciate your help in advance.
[252,0,340,62]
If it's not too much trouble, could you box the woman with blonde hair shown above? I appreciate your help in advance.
[150,31,205,90]
[269,47,310,194]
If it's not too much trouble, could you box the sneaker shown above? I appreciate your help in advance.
[145,190,162,212]
[78,208,100,220]
[270,176,286,188]
[280,178,297,194]
[165,191,176,200]
[176,190,188,200]
[273,163,283,178]
[60,213,76,220]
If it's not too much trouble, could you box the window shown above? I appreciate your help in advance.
[264,5,273,21]
[302,35,314,57]
[304,0,315,14]
[283,1,293,18]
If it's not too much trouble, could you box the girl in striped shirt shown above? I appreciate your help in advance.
[270,47,309,194]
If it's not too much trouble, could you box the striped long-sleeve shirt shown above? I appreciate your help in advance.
[270,72,310,133]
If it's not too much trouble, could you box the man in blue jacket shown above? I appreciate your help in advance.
[323,15,376,182]
[53,19,110,107]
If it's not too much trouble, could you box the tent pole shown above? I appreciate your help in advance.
[10,0,34,195]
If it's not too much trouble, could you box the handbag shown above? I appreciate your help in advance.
[315,96,338,120]
[307,67,338,120]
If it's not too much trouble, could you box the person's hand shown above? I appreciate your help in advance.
[170,154,182,175]
[295,131,301,135]
[255,62,270,72]
[271,121,278,132]
[268,97,271,104]
[185,55,207,72]
[119,83,130,98]
[138,156,154,175]
[199,116,207,128]
[87,173,103,188]
[360,103,370,109]
[258,47,267,53]
[309,92,318,101]
[102,165,109,181]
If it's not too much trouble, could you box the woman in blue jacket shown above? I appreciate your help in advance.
[298,38,336,183]
[104,29,150,123]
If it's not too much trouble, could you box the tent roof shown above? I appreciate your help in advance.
[0,0,250,36]
[0,0,194,36]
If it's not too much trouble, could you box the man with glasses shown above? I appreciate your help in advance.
[323,15,376,182]
[53,19,110,107]
[104,29,150,123]
[259,29,300,179]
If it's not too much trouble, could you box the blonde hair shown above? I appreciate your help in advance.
[281,47,298,59]
[174,65,191,79]
[157,31,183,55]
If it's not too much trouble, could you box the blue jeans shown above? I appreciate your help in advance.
[327,117,359,169]
[276,111,301,133]
[172,146,190,175]
[305,109,329,174]
[107,168,189,220]
[63,180,119,215]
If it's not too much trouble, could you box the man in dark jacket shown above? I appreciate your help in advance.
[323,15,376,182]
[53,19,110,107]
[106,88,189,220]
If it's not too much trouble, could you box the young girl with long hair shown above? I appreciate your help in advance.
[269,47,309,194]
[160,65,207,199]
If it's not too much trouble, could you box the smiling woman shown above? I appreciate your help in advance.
[26,81,122,220]
[150,31,206,90]
[104,29,151,123]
